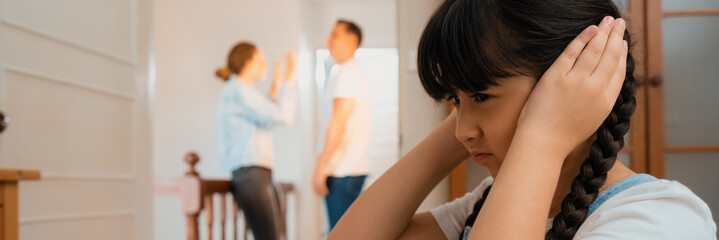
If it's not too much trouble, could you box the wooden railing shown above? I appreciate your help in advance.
[154,152,295,240]
[0,168,41,240]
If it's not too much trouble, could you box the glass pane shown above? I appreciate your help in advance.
[662,16,719,146]
[663,0,719,10]
[665,152,719,238]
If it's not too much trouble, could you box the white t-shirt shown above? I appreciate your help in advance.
[431,175,717,240]
[327,58,370,177]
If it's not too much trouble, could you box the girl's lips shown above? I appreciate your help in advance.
[472,153,492,165]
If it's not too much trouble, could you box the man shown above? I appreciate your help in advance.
[312,19,370,230]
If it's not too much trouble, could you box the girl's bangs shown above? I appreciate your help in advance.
[417,0,527,101]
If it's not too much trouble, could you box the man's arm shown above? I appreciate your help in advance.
[313,98,355,195]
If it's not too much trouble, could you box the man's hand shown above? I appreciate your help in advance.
[313,168,329,196]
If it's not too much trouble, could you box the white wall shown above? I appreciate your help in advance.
[397,0,449,212]
[306,0,397,49]
[151,0,318,239]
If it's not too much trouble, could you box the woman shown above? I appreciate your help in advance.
[215,42,297,240]
[328,0,716,239]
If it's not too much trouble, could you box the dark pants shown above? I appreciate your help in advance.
[324,175,367,230]
[231,167,283,240]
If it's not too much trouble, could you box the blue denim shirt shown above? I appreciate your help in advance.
[216,75,297,172]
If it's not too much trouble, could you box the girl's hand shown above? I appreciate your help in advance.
[517,16,628,157]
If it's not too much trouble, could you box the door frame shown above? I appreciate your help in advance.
[645,0,719,178]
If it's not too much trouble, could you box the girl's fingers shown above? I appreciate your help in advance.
[551,25,599,72]
[607,40,628,100]
[591,18,627,83]
[571,16,615,76]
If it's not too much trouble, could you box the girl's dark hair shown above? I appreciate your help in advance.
[216,42,257,81]
[417,0,636,239]
[463,185,493,231]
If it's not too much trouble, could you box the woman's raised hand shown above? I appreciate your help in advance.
[269,60,283,100]
[285,50,297,82]
[272,60,283,84]
[516,16,628,157]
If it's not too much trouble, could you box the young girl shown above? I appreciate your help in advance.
[328,0,716,239]
[215,42,296,240]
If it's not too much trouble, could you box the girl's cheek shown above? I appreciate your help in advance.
[489,118,516,161]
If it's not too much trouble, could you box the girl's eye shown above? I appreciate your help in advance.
[446,95,460,105]
[471,93,493,103]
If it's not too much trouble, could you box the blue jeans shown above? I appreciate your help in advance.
[325,175,367,230]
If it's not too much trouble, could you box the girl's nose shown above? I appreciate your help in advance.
[455,107,482,143]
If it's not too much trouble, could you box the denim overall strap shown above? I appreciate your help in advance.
[588,173,659,216]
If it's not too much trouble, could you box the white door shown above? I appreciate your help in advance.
[0,0,152,239]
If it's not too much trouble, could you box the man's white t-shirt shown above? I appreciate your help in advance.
[327,58,370,177]
[431,175,717,240]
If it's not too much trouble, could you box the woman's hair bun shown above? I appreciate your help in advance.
[215,67,232,81]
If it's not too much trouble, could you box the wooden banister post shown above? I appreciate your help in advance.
[181,152,202,240]
[220,194,227,240]
[232,202,238,240]
[0,169,41,240]
[204,193,214,240]
[185,213,200,240]
[184,152,200,177]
